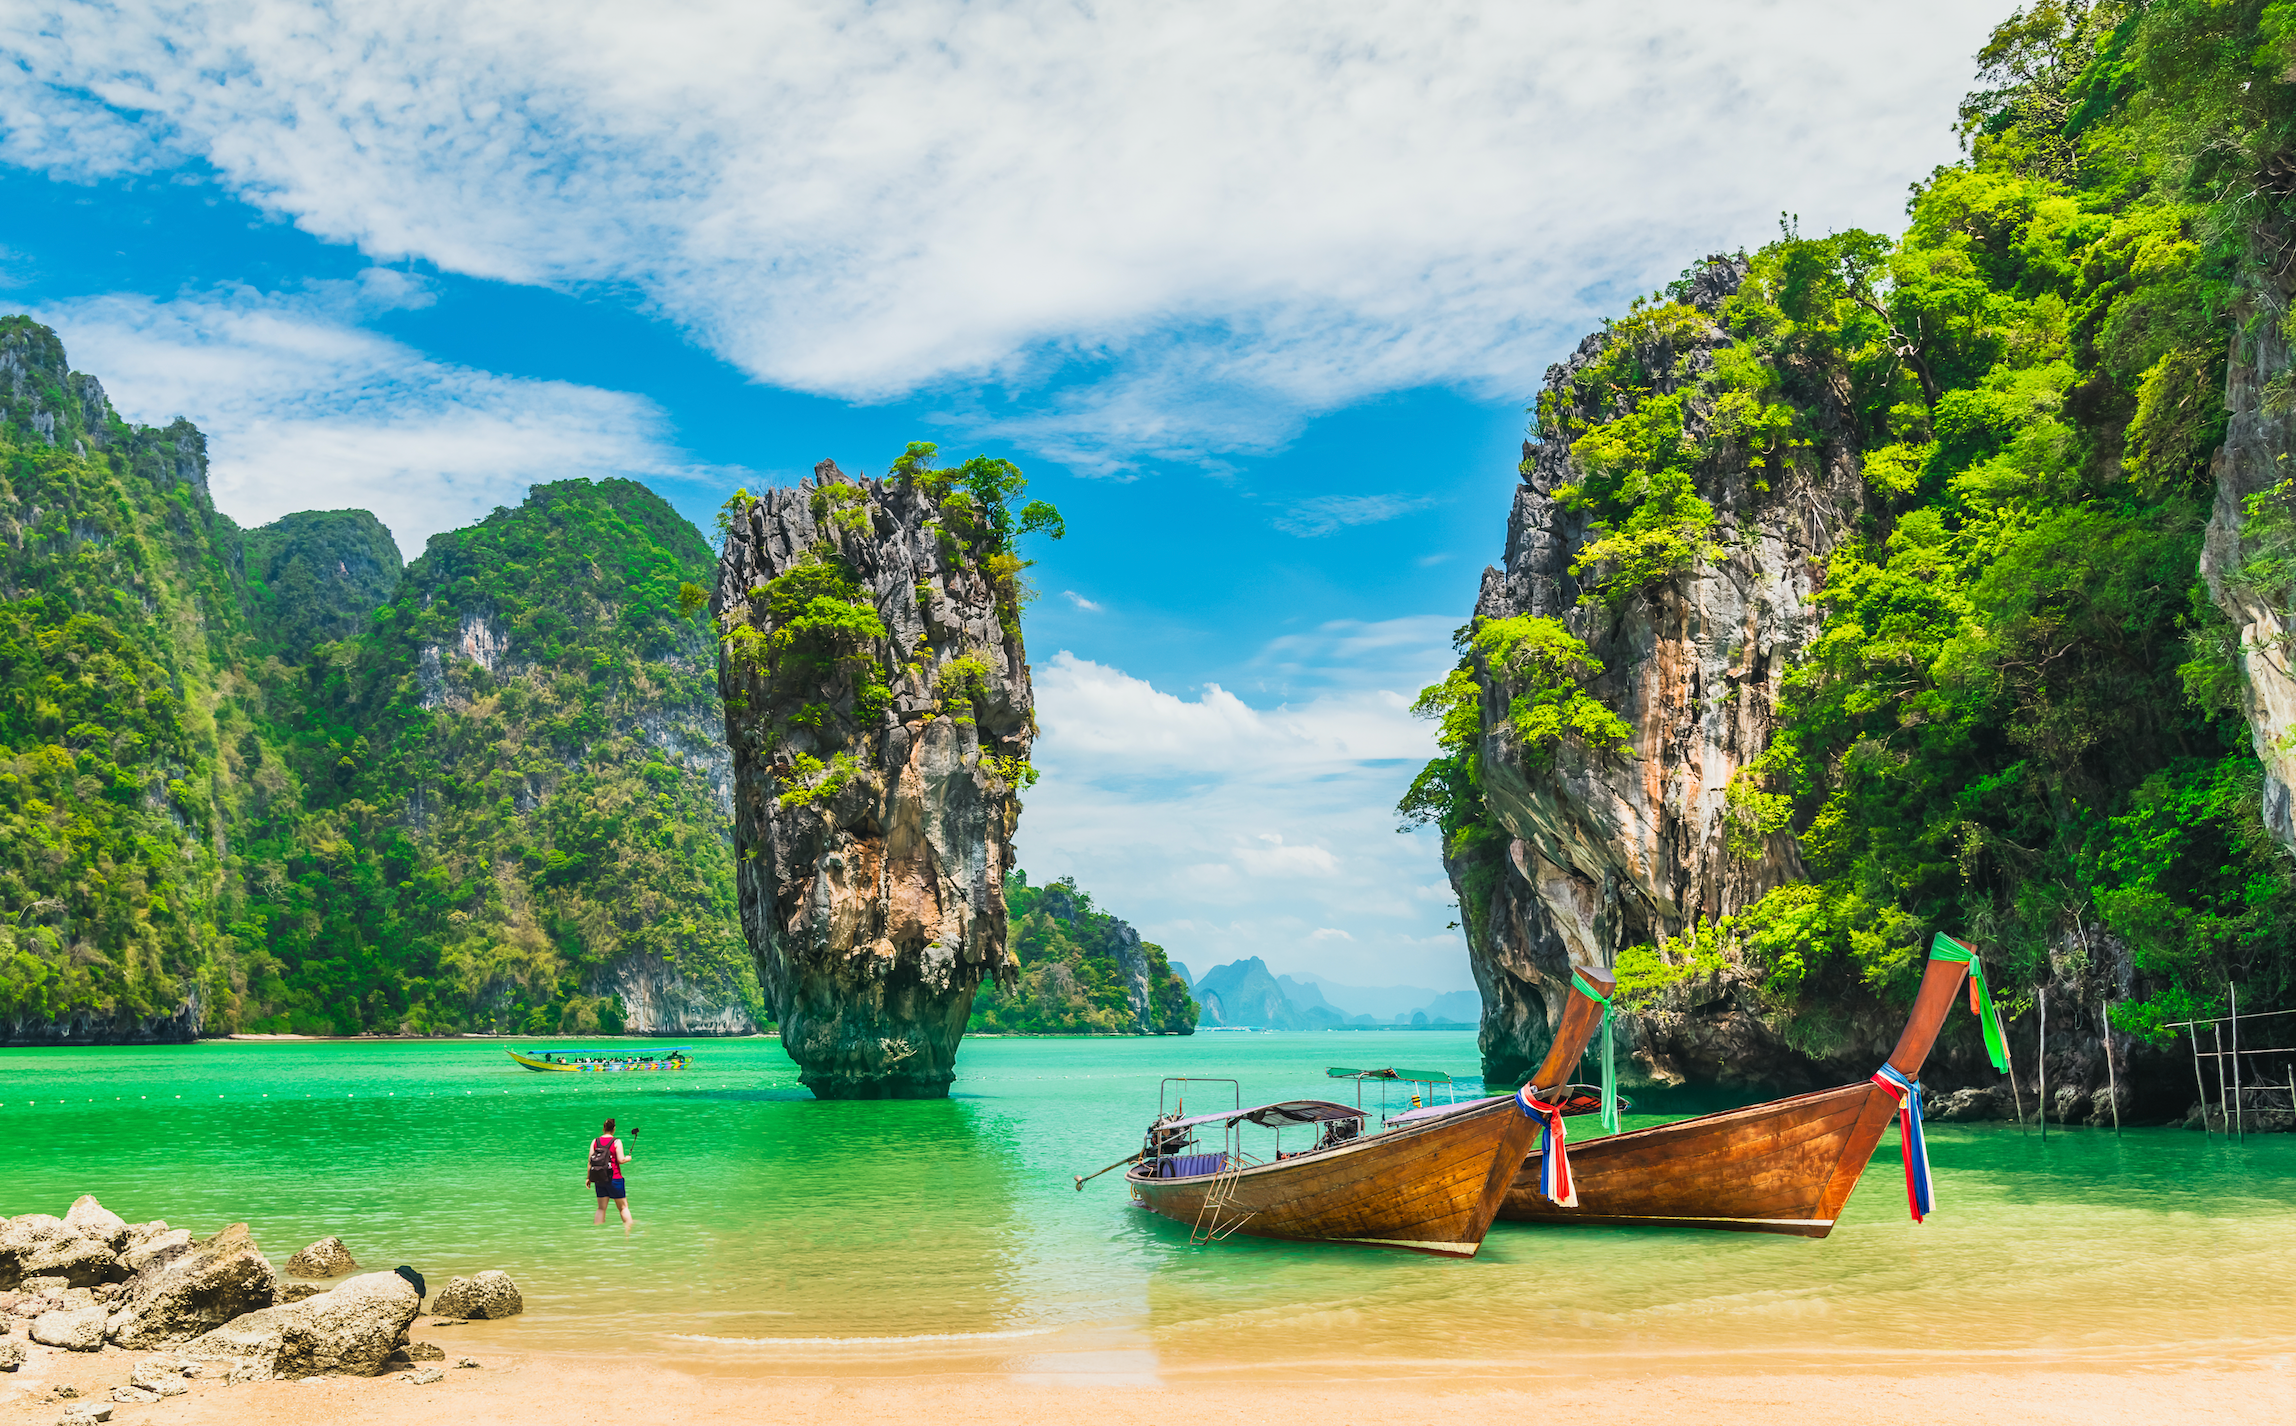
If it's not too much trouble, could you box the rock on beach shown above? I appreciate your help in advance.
[31,1306,107,1351]
[429,1270,522,1320]
[107,1223,278,1348]
[178,1269,420,1380]
[284,1237,358,1279]
[0,1215,124,1289]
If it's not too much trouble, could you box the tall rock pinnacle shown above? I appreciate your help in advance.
[714,451,1053,1098]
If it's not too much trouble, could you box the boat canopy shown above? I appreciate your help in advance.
[1161,1098,1365,1132]
[518,1048,687,1056]
[1326,1066,1456,1083]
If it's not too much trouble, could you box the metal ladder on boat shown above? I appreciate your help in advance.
[1189,1157,1255,1245]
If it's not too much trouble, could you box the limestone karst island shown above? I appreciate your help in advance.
[1,3,2291,1424]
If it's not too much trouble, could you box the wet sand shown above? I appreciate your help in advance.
[3,1334,2290,1426]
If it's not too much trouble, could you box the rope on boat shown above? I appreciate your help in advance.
[1870,1064,1933,1223]
[1571,971,1621,1134]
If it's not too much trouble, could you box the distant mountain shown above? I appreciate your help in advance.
[1193,958,1345,1030]
[1290,972,1477,1024]
[1167,961,1193,989]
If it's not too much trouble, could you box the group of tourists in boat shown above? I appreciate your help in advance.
[507,1047,692,1073]
[1086,932,2010,1258]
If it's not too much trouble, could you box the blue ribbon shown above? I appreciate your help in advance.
[1871,1064,1933,1223]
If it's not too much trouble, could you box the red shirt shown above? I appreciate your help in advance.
[594,1135,624,1179]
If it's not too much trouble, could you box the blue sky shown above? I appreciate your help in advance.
[0,0,2006,989]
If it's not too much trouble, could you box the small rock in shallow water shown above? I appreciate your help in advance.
[283,1238,357,1280]
[427,1270,521,1321]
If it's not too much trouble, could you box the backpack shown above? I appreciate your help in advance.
[587,1135,617,1185]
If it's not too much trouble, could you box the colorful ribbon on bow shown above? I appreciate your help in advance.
[1515,1083,1577,1207]
[1572,970,1621,1134]
[1928,932,2011,1073]
[1870,1063,1933,1223]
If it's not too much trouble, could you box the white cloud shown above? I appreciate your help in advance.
[1273,493,1436,538]
[0,0,2003,465]
[1021,621,1474,987]
[36,278,730,553]
[1061,590,1104,613]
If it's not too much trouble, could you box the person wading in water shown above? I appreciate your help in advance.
[589,1117,634,1234]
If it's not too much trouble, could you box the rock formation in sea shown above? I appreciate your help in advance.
[716,457,1040,1097]
[1452,257,1867,1092]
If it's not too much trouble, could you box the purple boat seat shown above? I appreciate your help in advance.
[1157,1152,1228,1179]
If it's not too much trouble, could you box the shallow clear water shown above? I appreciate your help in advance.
[6,1032,2292,1381]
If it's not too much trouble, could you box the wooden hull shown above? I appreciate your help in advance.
[1128,1096,1536,1257]
[508,1051,579,1072]
[1502,1081,1890,1236]
[1500,952,1972,1238]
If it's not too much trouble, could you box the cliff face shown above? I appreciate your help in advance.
[2202,291,2296,857]
[2,312,766,1040]
[288,477,759,1037]
[969,872,1195,1034]
[716,460,1035,1097]
[0,318,248,1045]
[1456,259,1865,1090]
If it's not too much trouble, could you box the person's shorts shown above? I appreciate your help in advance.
[597,1177,626,1200]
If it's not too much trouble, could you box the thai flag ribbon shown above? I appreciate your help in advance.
[1515,1085,1577,1207]
[1870,1064,1933,1223]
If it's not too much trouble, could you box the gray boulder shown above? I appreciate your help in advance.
[1929,1087,2005,1122]
[178,1270,419,1381]
[120,1228,191,1276]
[284,1237,357,1279]
[428,1270,522,1320]
[62,1200,129,1251]
[107,1223,277,1348]
[32,1306,106,1350]
[0,1218,121,1290]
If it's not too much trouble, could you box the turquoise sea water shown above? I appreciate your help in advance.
[5,1032,2293,1382]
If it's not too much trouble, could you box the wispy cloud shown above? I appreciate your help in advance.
[1273,493,1437,538]
[37,277,737,553]
[1022,619,1470,987]
[1062,590,1104,613]
[0,0,2001,464]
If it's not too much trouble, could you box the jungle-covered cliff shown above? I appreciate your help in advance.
[714,448,1060,1097]
[967,872,1196,1034]
[0,316,760,1041]
[1411,0,2296,1124]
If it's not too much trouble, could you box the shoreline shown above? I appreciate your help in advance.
[3,1337,2286,1426]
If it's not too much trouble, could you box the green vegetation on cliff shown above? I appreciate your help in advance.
[967,871,1195,1034]
[244,479,758,1036]
[1417,0,2296,1036]
[0,315,759,1038]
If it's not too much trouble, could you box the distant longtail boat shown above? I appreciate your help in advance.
[1498,932,2009,1237]
[1108,971,1615,1257]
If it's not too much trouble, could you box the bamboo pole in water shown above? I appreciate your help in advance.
[2231,982,2243,1143]
[2191,1028,2211,1136]
[2215,1023,2230,1136]
[2102,998,2121,1138]
[2003,999,2028,1133]
[2038,987,2048,1140]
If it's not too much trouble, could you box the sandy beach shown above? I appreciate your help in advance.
[3,1331,2292,1426]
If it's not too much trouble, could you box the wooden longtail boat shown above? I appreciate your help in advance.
[1120,973,1614,1257]
[1499,933,2005,1237]
[507,1047,691,1073]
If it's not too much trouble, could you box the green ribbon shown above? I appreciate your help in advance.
[1929,932,2010,1073]
[1572,970,1620,1134]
